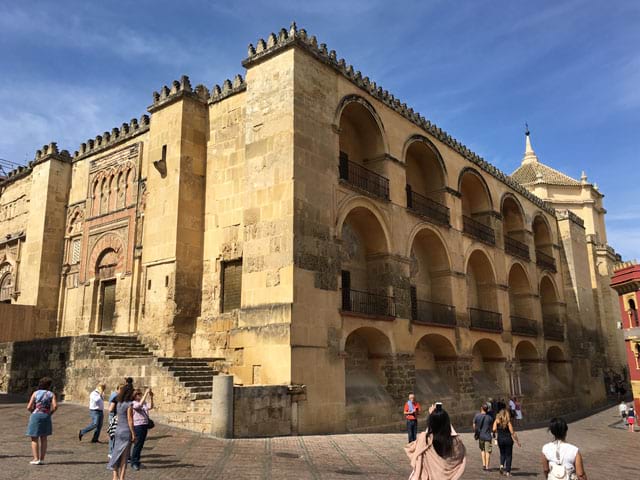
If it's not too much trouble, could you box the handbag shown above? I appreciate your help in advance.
[147,418,155,430]
[107,415,118,437]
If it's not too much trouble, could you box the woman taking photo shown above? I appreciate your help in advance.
[541,417,588,480]
[130,387,154,470]
[492,408,521,476]
[25,377,57,465]
[107,383,136,480]
[405,403,466,480]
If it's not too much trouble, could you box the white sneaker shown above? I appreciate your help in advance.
[29,460,42,465]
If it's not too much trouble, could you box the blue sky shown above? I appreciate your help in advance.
[1,1,638,259]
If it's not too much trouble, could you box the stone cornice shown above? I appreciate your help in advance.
[209,74,247,104]
[148,75,210,113]
[243,22,556,216]
[556,209,585,228]
[0,142,72,188]
[73,115,150,162]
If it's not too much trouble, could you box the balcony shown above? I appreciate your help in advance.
[406,186,450,226]
[469,307,503,332]
[543,316,564,341]
[536,250,556,272]
[411,299,456,327]
[339,156,390,201]
[463,216,496,245]
[341,289,396,318]
[504,236,530,261]
[510,316,538,337]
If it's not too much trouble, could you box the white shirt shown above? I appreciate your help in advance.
[509,399,516,411]
[542,441,579,474]
[619,403,628,415]
[89,389,104,411]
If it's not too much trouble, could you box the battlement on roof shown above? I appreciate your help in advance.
[210,74,246,104]
[148,75,210,112]
[243,22,556,216]
[0,142,72,186]
[73,115,150,160]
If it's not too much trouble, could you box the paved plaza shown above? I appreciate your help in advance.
[1,396,639,479]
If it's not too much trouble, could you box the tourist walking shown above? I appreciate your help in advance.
[108,383,124,458]
[473,403,493,471]
[515,398,523,425]
[405,403,466,479]
[628,406,636,432]
[107,383,136,480]
[492,409,521,476]
[541,417,588,480]
[404,392,421,443]
[25,377,57,465]
[79,382,106,443]
[130,387,155,470]
[619,400,628,426]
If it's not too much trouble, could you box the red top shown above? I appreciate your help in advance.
[404,401,421,420]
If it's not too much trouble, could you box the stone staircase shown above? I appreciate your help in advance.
[86,335,221,401]
[87,334,154,359]
[156,358,221,400]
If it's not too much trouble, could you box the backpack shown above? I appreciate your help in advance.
[547,442,577,480]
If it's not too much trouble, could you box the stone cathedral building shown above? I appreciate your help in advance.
[0,24,626,435]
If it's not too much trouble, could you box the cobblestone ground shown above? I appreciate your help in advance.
[2,395,639,479]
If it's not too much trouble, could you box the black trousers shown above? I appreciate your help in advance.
[407,419,418,443]
[498,439,513,472]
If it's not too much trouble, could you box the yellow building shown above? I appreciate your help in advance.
[0,23,625,433]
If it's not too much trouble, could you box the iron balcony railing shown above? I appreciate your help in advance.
[504,236,530,261]
[536,250,556,272]
[411,299,456,327]
[543,316,565,341]
[469,307,503,332]
[463,216,496,245]
[339,156,390,201]
[405,185,450,226]
[341,288,396,318]
[510,316,538,337]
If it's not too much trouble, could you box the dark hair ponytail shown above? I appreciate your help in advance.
[117,383,135,403]
[427,408,454,458]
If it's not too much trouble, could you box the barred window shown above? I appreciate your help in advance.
[221,259,242,313]
[71,239,81,264]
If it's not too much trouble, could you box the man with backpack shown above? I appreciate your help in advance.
[473,403,494,471]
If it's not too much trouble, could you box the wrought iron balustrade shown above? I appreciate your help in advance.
[339,156,390,200]
[463,216,496,245]
[510,316,538,336]
[406,186,450,226]
[411,299,456,327]
[469,307,503,332]
[536,250,556,272]
[543,316,564,341]
[341,288,396,318]
[504,236,530,261]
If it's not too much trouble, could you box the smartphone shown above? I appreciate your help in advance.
[435,402,443,411]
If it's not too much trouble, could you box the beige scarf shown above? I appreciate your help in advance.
[405,431,466,480]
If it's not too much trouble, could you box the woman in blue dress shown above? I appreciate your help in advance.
[107,383,136,480]
[25,377,57,465]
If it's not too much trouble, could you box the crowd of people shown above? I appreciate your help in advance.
[25,376,155,480]
[403,392,589,479]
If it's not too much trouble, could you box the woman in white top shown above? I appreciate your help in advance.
[541,417,587,480]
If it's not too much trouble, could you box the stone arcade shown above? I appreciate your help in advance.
[0,23,626,435]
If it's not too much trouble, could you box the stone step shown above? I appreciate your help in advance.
[172,373,214,381]
[97,347,151,354]
[181,380,213,388]
[106,353,154,359]
[166,365,214,373]
[192,392,213,400]
[89,336,140,343]
[157,357,222,363]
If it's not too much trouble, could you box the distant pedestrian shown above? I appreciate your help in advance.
[107,383,136,480]
[492,409,521,476]
[619,401,628,426]
[542,417,587,479]
[405,403,466,479]
[628,406,636,433]
[473,403,493,471]
[404,392,421,443]
[108,383,124,458]
[515,398,523,425]
[25,377,57,465]
[130,387,155,470]
[508,397,517,419]
[79,382,106,443]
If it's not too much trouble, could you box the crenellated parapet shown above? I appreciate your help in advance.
[243,22,556,216]
[0,142,72,187]
[73,115,150,161]
[209,74,246,104]
[148,75,210,112]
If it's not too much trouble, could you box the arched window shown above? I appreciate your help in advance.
[0,266,13,303]
[96,249,119,280]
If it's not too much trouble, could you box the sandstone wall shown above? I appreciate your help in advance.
[0,304,56,343]
[233,385,292,437]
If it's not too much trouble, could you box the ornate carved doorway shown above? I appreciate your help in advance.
[100,279,116,331]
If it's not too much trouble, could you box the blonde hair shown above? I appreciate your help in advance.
[496,408,511,428]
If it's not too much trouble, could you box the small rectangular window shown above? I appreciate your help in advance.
[148,280,152,290]
[222,259,242,313]
[71,239,81,264]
